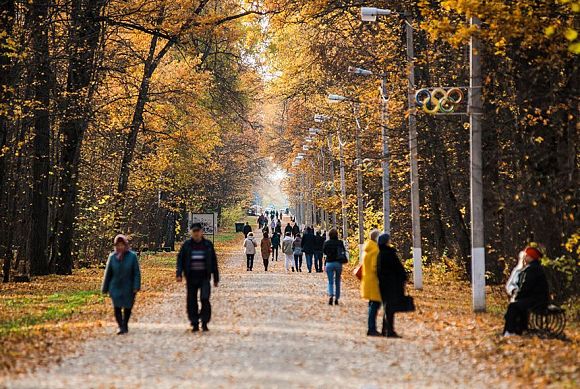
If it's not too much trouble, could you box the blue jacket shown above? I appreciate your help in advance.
[176,238,219,283]
[101,251,141,308]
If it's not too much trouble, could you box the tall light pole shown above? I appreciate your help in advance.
[314,115,343,236]
[348,66,391,234]
[361,6,422,289]
[328,93,365,260]
[470,16,485,311]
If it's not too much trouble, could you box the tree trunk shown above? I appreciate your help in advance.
[0,0,16,282]
[53,0,107,275]
[27,0,51,276]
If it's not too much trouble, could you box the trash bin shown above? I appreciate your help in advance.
[235,222,245,233]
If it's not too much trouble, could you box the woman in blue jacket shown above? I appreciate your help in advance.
[102,234,141,335]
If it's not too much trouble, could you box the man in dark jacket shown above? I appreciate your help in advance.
[292,223,300,237]
[313,231,325,273]
[377,233,407,338]
[271,232,281,261]
[284,223,293,236]
[176,223,219,332]
[503,247,549,336]
[301,227,316,273]
[242,222,252,238]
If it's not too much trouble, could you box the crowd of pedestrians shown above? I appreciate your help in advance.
[101,211,551,340]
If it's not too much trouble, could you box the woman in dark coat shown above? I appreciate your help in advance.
[102,234,141,335]
[377,233,407,338]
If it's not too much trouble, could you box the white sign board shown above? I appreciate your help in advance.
[188,213,217,235]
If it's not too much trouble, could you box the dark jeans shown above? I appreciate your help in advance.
[186,276,211,326]
[304,253,314,272]
[272,247,279,261]
[368,301,381,332]
[314,251,323,272]
[246,254,255,270]
[504,301,530,335]
[263,256,269,271]
[294,253,303,270]
[114,307,132,331]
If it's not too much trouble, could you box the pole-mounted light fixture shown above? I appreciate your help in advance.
[348,66,373,76]
[360,6,393,22]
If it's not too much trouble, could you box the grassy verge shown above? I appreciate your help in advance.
[0,228,241,374]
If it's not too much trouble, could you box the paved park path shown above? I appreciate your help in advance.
[2,229,509,389]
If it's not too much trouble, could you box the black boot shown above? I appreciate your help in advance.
[202,323,209,332]
[328,297,333,305]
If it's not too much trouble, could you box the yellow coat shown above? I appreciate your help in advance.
[360,239,381,302]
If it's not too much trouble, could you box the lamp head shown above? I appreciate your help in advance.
[327,93,347,103]
[348,66,373,76]
[361,6,392,22]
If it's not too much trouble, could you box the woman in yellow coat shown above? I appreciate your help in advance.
[360,229,382,336]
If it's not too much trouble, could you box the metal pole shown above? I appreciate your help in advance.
[406,16,423,290]
[338,126,348,241]
[380,76,391,235]
[470,16,485,312]
[327,133,338,229]
[353,104,365,262]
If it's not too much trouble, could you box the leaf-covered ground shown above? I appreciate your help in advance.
[1,231,577,388]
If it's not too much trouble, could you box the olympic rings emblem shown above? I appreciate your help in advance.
[415,88,464,114]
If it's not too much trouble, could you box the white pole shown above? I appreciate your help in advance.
[338,126,348,241]
[406,16,423,290]
[381,76,391,235]
[327,133,338,230]
[470,16,485,312]
[354,104,365,263]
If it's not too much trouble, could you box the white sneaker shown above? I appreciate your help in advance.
[503,331,515,337]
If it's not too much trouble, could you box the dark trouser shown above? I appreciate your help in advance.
[368,301,381,332]
[246,254,255,270]
[272,247,279,261]
[504,301,530,335]
[186,276,211,326]
[114,307,132,330]
[382,305,395,335]
[314,251,323,272]
[263,256,269,271]
[305,253,314,272]
[294,253,303,270]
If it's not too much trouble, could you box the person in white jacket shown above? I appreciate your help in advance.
[243,232,258,271]
[281,232,295,272]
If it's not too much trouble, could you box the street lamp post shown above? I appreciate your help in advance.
[348,66,391,234]
[328,94,365,260]
[360,6,423,289]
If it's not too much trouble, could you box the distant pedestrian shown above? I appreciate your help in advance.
[377,233,407,338]
[313,230,325,273]
[270,219,276,234]
[282,232,295,272]
[176,223,219,332]
[271,231,281,261]
[102,234,141,335]
[284,222,292,236]
[323,228,348,305]
[292,223,300,237]
[292,233,303,272]
[360,229,382,336]
[242,222,252,238]
[261,232,272,271]
[243,232,258,271]
[275,220,282,235]
[301,227,316,273]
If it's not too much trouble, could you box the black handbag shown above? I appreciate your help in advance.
[394,295,416,313]
[337,242,348,263]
